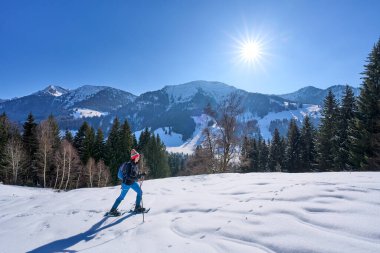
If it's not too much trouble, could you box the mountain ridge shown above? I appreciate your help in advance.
[0,81,358,151]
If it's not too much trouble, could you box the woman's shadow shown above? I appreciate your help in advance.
[27,212,138,253]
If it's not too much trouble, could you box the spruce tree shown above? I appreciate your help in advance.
[317,90,339,171]
[336,86,356,170]
[74,121,90,164]
[119,120,133,162]
[83,126,95,164]
[300,115,317,172]
[64,129,74,143]
[268,128,284,172]
[258,139,269,172]
[142,132,170,178]
[138,127,151,153]
[250,139,259,172]
[93,128,105,162]
[350,39,380,170]
[22,113,39,185]
[240,136,252,172]
[285,119,302,172]
[105,117,122,183]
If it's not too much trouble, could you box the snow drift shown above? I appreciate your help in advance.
[1,172,379,253]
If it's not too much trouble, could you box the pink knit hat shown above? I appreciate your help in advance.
[130,149,140,161]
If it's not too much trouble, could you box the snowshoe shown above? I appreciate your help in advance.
[105,209,121,217]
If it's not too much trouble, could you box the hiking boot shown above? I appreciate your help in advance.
[109,208,121,216]
[134,206,146,213]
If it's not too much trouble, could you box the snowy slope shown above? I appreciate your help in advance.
[166,114,212,154]
[36,85,69,97]
[164,80,239,103]
[135,127,184,148]
[163,105,320,154]
[72,108,110,119]
[256,104,321,140]
[1,172,380,253]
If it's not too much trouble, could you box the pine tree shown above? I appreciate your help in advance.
[285,119,302,172]
[268,128,284,172]
[132,134,138,149]
[317,90,339,171]
[93,128,105,162]
[336,86,356,170]
[258,139,269,172]
[64,129,74,144]
[22,113,39,185]
[250,139,259,172]
[74,122,90,164]
[240,136,252,172]
[142,132,170,178]
[138,127,151,153]
[350,39,380,170]
[105,117,122,183]
[83,126,95,164]
[300,115,317,172]
[119,120,133,162]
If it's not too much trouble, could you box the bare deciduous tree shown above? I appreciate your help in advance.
[217,93,244,172]
[55,140,81,190]
[86,157,96,188]
[5,126,24,184]
[202,93,243,173]
[96,160,110,187]
[37,120,55,188]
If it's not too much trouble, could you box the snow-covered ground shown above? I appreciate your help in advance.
[72,108,110,119]
[135,127,184,149]
[166,114,212,154]
[1,172,379,253]
[256,104,321,140]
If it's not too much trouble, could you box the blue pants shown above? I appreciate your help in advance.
[111,182,142,210]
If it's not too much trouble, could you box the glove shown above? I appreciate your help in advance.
[138,172,147,179]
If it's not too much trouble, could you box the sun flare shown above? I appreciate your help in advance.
[239,39,263,64]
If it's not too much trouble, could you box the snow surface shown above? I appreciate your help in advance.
[63,85,108,108]
[135,127,184,148]
[1,172,379,253]
[166,114,212,154]
[164,81,238,103]
[72,108,109,119]
[255,104,321,140]
[163,105,320,154]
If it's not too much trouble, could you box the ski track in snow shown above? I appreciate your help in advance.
[1,172,380,253]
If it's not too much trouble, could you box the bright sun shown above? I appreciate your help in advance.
[239,40,263,64]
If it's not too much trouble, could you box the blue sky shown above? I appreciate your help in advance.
[0,0,379,99]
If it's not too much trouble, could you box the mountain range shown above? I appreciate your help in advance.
[0,81,359,152]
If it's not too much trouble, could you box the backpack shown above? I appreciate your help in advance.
[117,162,128,180]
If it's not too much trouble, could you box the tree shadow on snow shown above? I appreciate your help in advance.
[27,213,137,253]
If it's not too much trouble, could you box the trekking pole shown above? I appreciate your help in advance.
[139,176,145,222]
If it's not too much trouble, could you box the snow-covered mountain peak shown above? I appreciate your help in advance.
[36,85,70,97]
[63,85,109,104]
[163,80,238,103]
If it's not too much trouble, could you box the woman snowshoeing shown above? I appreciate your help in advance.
[108,149,146,216]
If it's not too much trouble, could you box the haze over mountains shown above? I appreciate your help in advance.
[0,81,359,151]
